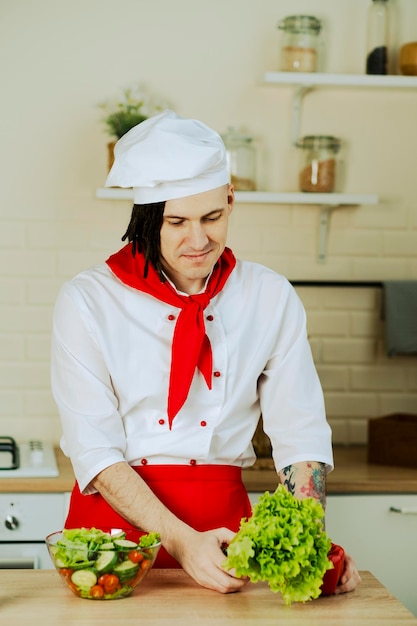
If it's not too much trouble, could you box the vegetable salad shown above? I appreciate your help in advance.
[47,527,161,599]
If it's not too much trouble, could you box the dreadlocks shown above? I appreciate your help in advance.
[121,202,165,279]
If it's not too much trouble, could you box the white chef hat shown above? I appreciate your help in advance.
[105,109,229,204]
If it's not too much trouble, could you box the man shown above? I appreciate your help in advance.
[51,110,360,595]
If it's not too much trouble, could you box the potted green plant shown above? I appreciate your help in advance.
[99,85,167,170]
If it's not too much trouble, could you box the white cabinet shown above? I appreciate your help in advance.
[0,493,68,541]
[326,494,417,617]
[0,492,71,569]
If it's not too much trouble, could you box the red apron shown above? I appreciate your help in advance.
[65,464,252,568]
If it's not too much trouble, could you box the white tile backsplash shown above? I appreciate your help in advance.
[1,0,417,444]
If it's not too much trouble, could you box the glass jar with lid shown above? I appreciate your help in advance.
[297,135,341,193]
[366,0,390,75]
[222,127,256,191]
[277,15,322,72]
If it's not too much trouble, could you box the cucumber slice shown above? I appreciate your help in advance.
[100,542,115,550]
[71,569,97,590]
[110,530,125,540]
[113,539,138,550]
[113,560,139,581]
[95,550,118,573]
[71,559,96,570]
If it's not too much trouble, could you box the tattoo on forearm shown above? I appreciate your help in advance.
[279,462,327,510]
[300,462,326,508]
[281,464,297,495]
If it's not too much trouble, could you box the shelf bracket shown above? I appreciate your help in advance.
[317,205,342,263]
[291,85,312,145]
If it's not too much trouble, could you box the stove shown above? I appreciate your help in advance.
[0,437,66,569]
[0,437,59,478]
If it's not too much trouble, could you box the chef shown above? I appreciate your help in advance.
[51,110,360,595]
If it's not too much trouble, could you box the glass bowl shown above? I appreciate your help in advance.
[46,527,161,600]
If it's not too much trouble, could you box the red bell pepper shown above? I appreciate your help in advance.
[320,543,345,596]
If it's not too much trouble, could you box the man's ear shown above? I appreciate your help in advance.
[227,184,235,214]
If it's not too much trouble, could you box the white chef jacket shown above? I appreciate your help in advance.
[51,257,333,494]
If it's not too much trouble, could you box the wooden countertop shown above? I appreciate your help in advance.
[0,570,416,625]
[0,448,75,493]
[1,445,417,494]
[243,446,417,494]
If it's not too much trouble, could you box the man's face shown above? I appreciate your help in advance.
[159,184,234,294]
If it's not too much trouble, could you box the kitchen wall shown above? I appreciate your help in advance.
[1,0,416,445]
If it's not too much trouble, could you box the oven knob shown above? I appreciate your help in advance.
[5,515,19,530]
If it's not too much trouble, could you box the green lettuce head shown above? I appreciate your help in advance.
[223,485,333,605]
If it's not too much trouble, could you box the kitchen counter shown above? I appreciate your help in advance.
[1,569,416,625]
[243,445,417,494]
[1,445,417,494]
[0,447,75,493]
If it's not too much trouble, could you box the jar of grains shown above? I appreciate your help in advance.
[277,15,322,72]
[222,127,257,191]
[297,135,341,193]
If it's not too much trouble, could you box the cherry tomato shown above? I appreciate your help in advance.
[141,558,152,572]
[128,550,144,564]
[103,574,120,594]
[59,568,74,579]
[90,585,105,599]
[98,574,110,587]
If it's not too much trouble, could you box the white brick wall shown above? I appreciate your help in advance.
[1,0,417,445]
[295,287,417,445]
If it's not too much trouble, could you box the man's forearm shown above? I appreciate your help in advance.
[91,461,193,559]
[91,462,248,593]
[278,461,326,509]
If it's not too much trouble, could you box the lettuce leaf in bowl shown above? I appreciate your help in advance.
[222,485,333,605]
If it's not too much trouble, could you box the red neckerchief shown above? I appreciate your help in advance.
[106,244,236,428]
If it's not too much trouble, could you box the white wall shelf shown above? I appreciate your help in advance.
[264,72,417,144]
[95,71,412,262]
[264,71,417,89]
[96,188,379,263]
[96,188,377,206]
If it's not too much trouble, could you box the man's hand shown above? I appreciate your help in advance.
[278,461,362,595]
[169,526,248,594]
[93,463,247,593]
[335,553,362,594]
